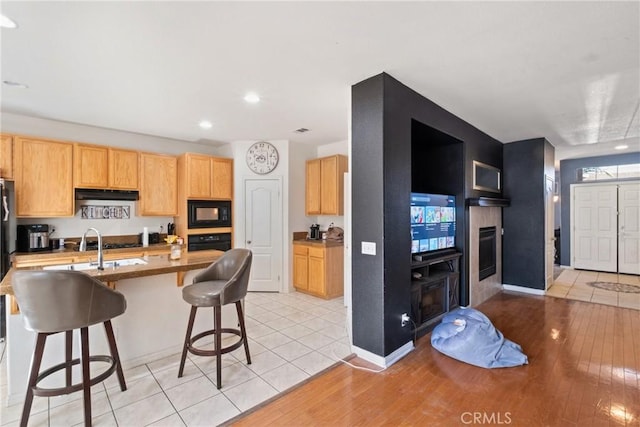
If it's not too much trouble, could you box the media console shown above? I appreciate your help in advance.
[410,251,461,336]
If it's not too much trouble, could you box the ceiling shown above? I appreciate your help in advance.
[1,1,639,160]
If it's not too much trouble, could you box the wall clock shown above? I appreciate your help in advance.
[246,141,279,174]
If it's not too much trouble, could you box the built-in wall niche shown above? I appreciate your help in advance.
[411,119,464,196]
[473,160,501,193]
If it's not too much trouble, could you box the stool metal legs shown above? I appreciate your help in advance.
[178,301,251,389]
[20,321,127,427]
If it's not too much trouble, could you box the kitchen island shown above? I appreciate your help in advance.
[1,249,239,406]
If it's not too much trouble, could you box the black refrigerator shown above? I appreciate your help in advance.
[0,178,15,341]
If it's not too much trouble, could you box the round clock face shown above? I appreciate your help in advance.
[246,142,279,174]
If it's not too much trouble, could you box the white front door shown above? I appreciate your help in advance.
[573,184,618,272]
[618,182,640,275]
[545,176,555,289]
[244,179,282,292]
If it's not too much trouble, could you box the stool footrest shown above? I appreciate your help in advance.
[32,355,117,398]
[188,328,245,357]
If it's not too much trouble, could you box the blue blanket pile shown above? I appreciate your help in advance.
[430,307,528,369]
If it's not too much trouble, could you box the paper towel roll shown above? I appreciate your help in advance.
[143,227,149,247]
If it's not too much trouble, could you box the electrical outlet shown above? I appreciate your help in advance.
[401,313,410,327]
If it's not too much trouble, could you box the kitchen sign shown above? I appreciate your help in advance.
[81,205,131,220]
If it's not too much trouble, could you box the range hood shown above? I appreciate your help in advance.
[75,188,139,201]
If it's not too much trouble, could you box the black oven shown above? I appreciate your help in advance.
[188,200,231,229]
[188,233,232,252]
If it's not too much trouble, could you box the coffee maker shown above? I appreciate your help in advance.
[309,224,321,240]
[17,224,50,252]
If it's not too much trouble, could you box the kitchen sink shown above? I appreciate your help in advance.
[43,258,148,271]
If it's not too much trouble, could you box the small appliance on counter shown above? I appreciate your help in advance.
[17,224,50,252]
[309,224,321,240]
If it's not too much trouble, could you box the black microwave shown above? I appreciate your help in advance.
[188,200,232,229]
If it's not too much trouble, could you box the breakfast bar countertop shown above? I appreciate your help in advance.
[0,249,224,296]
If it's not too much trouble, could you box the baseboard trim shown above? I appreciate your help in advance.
[352,340,414,369]
[503,284,546,296]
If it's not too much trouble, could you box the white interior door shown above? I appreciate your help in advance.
[545,176,555,289]
[618,182,640,275]
[244,179,282,292]
[573,184,618,272]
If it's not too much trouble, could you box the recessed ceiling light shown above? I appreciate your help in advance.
[198,120,212,129]
[614,144,628,150]
[244,92,260,104]
[3,80,28,89]
[0,14,17,29]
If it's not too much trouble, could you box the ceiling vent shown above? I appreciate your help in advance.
[294,128,310,133]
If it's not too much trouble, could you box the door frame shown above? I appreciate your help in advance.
[239,176,285,292]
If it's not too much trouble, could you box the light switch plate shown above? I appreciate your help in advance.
[361,241,376,256]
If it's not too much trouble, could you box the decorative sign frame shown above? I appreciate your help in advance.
[81,205,130,220]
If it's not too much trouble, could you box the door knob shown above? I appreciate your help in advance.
[247,240,252,244]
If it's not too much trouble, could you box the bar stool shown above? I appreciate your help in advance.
[178,248,252,389]
[12,270,127,427]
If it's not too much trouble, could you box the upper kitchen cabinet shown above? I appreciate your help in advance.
[14,137,74,217]
[0,134,14,179]
[139,152,178,216]
[305,154,348,215]
[108,148,139,189]
[74,144,139,190]
[179,153,233,200]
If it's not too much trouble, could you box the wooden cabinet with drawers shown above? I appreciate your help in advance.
[292,241,343,299]
[305,154,348,215]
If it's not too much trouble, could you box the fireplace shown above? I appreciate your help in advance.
[479,226,497,281]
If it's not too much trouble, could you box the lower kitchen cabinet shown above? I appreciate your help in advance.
[292,241,343,299]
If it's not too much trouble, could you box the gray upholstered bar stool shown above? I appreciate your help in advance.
[178,248,252,389]
[12,270,127,427]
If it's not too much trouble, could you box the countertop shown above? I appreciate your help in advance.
[0,249,224,296]
[292,238,344,248]
[11,242,175,262]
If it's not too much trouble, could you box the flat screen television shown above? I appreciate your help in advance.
[410,192,456,255]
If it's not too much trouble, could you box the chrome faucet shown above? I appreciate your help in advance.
[79,227,104,270]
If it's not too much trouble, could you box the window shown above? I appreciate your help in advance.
[577,164,640,182]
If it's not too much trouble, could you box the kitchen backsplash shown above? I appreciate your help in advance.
[17,200,173,239]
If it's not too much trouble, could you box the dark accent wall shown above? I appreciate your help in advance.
[559,151,640,266]
[503,138,555,290]
[351,73,503,358]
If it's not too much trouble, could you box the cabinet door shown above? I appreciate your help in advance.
[185,154,212,199]
[74,144,108,188]
[320,156,338,214]
[305,159,321,215]
[15,137,74,217]
[0,134,14,179]
[308,247,325,295]
[109,148,139,190]
[139,153,178,216]
[211,158,233,199]
[293,245,309,290]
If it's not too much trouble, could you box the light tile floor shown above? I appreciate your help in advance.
[0,291,350,426]
[547,269,640,310]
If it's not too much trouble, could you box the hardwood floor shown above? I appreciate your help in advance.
[230,292,640,426]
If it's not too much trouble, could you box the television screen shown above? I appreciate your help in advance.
[410,193,456,254]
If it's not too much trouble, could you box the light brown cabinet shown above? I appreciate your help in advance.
[0,134,14,179]
[14,137,74,217]
[305,154,348,215]
[179,153,233,200]
[74,144,138,190]
[139,153,178,216]
[292,241,343,299]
